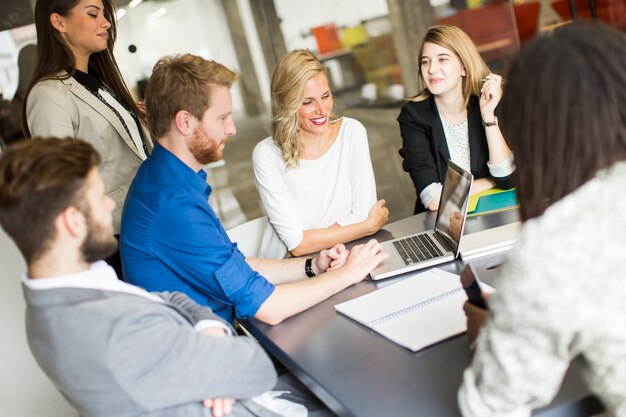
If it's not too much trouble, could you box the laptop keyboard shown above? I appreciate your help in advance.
[433,232,455,253]
[393,234,444,266]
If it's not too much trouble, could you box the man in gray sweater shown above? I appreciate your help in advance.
[0,137,319,417]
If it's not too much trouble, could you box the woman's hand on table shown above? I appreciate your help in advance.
[365,199,389,233]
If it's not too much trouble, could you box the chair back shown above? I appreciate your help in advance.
[513,2,541,45]
[0,227,77,415]
[551,0,626,30]
[226,216,268,258]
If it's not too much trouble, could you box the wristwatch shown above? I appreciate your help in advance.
[482,116,498,127]
[305,258,316,278]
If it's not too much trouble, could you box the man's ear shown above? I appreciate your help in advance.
[50,13,67,33]
[174,110,196,136]
[58,206,86,239]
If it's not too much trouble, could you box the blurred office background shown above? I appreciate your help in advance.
[1,0,625,228]
[1,0,624,415]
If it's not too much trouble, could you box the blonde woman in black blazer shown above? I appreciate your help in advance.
[398,25,514,214]
[24,0,152,234]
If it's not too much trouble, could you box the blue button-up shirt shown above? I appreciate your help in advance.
[120,144,275,323]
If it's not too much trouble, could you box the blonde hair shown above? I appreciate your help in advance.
[270,49,328,169]
[410,25,490,107]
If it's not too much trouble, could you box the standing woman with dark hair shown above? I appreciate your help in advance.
[23,0,152,238]
[459,23,626,416]
[398,25,514,214]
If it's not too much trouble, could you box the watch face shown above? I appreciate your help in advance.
[483,116,498,127]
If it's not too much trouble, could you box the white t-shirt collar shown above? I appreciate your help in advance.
[22,260,164,303]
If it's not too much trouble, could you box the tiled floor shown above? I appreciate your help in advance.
[0,98,415,416]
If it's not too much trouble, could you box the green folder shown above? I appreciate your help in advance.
[467,188,518,217]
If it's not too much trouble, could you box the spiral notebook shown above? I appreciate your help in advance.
[335,268,492,352]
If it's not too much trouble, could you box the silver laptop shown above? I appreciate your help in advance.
[370,160,473,280]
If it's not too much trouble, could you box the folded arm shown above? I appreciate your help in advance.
[155,291,233,335]
[109,306,277,410]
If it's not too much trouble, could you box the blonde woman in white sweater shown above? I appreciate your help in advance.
[253,50,388,259]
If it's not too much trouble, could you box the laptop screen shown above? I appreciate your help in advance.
[434,161,473,252]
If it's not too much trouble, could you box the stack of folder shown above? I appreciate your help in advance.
[467,188,518,217]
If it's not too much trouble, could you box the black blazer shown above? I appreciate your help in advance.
[398,95,513,214]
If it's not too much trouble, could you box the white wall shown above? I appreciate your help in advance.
[114,0,245,114]
[112,0,392,111]
[0,31,20,98]
[274,0,390,51]
[0,24,38,99]
[0,0,563,111]
[1,0,392,113]
[236,0,271,107]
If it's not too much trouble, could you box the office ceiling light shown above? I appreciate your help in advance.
[147,7,167,21]
[128,0,143,8]
[116,8,126,19]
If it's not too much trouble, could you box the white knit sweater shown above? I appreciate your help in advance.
[459,161,626,417]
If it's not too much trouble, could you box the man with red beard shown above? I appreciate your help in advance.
[121,54,386,326]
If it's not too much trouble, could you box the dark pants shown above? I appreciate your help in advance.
[272,372,335,417]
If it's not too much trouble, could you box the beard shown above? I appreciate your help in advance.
[80,210,118,264]
[188,127,225,165]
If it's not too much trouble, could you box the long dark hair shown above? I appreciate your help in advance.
[502,22,626,221]
[22,0,144,136]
